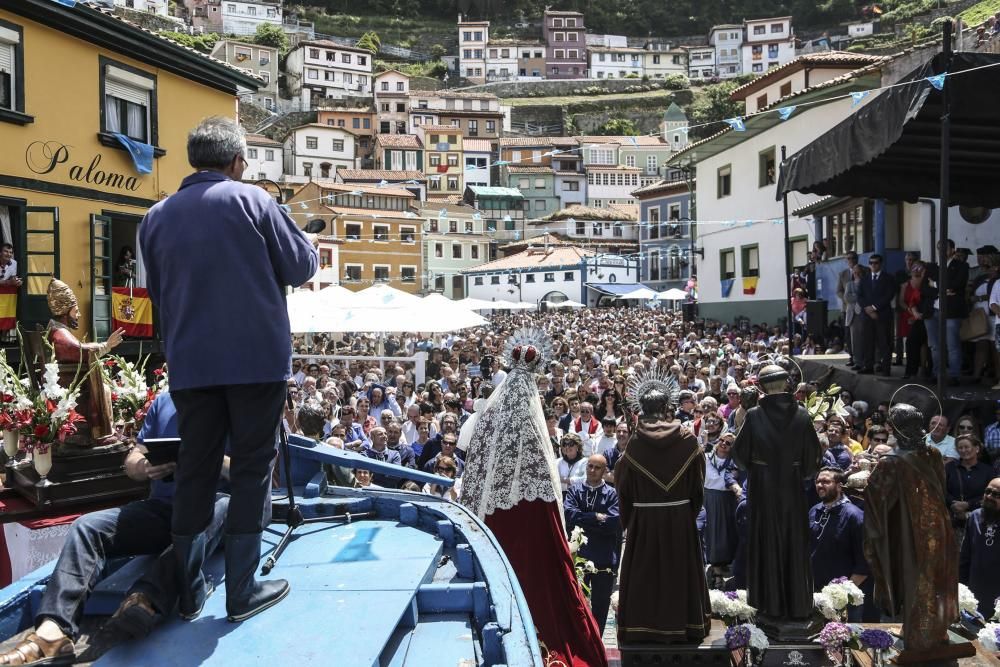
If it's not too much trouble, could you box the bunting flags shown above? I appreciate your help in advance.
[777,106,796,120]
[0,285,16,331]
[927,74,946,91]
[725,118,746,132]
[742,277,759,295]
[111,287,154,338]
[851,91,870,107]
[721,279,735,298]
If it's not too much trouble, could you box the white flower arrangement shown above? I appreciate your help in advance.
[993,597,1000,622]
[568,525,588,554]
[821,578,865,612]
[976,623,1000,653]
[610,591,619,614]
[814,592,841,621]
[709,589,756,624]
[747,623,770,651]
[41,363,67,402]
[959,583,979,616]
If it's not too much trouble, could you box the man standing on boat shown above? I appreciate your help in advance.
[140,116,317,624]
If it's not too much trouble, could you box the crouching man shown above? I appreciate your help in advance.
[0,391,230,666]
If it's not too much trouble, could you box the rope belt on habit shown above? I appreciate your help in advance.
[633,500,690,507]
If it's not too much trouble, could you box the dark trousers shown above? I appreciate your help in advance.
[861,313,892,370]
[171,382,285,536]
[35,495,227,638]
[585,570,615,636]
[905,321,927,376]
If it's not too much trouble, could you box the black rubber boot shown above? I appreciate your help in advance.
[173,533,210,621]
[224,533,290,622]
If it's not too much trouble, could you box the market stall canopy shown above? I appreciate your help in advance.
[588,283,654,298]
[456,297,501,311]
[287,290,342,333]
[354,283,423,308]
[617,286,658,300]
[317,284,359,307]
[656,288,690,300]
[544,300,585,309]
[777,52,1000,207]
[494,300,536,310]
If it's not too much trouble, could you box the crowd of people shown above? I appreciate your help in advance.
[286,305,1000,626]
[834,242,1000,385]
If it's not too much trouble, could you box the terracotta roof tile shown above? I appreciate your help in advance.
[462,243,595,273]
[374,134,423,149]
[506,165,554,174]
[338,170,426,182]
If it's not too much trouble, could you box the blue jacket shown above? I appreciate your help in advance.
[137,392,179,503]
[564,481,621,569]
[139,171,318,390]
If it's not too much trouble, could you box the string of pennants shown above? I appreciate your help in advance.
[276,61,991,214]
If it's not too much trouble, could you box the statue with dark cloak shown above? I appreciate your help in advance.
[864,403,974,663]
[732,364,821,640]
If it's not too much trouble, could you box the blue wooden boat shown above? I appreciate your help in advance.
[0,435,544,666]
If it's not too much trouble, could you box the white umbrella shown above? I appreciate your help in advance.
[325,302,486,333]
[493,300,536,310]
[618,286,658,300]
[657,288,689,300]
[317,284,358,307]
[286,290,343,333]
[545,299,585,309]
[456,297,501,310]
[354,283,423,308]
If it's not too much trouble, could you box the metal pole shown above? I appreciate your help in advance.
[781,146,794,347]
[937,20,953,398]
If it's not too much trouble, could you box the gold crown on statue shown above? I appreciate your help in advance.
[47,278,77,317]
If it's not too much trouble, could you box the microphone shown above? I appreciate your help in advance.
[304,219,326,234]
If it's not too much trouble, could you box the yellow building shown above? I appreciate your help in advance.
[285,180,423,294]
[0,0,260,343]
[416,125,463,199]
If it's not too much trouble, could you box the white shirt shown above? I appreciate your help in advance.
[558,458,587,493]
[0,259,16,281]
[491,369,508,386]
[595,434,617,455]
[570,418,601,457]
[926,433,958,460]
[402,420,438,446]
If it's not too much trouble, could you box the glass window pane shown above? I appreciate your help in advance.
[27,234,54,253]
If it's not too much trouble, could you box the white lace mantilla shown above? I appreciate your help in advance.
[461,366,562,522]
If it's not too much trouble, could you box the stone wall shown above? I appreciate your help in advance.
[462,76,688,99]
[113,7,185,32]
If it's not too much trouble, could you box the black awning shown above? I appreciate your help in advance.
[777,52,1000,207]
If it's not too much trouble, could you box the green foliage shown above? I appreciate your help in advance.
[356,30,382,55]
[374,59,446,79]
[595,117,638,135]
[687,79,745,140]
[159,30,220,53]
[251,23,289,53]
[430,44,446,58]
[961,0,1000,26]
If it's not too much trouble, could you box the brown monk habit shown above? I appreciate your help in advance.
[864,446,958,653]
[616,419,712,644]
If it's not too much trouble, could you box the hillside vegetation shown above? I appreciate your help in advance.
[287,0,970,37]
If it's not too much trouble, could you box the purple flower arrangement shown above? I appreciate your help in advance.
[859,628,893,650]
[726,624,751,649]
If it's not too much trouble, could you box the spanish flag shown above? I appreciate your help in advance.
[742,277,759,295]
[0,285,15,331]
[111,287,153,337]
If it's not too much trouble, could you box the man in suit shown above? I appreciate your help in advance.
[837,252,866,360]
[857,254,896,375]
[925,239,969,385]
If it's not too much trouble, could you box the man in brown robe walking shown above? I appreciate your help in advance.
[616,372,711,644]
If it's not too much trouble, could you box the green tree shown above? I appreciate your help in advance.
[595,117,638,136]
[252,23,289,53]
[430,43,446,59]
[687,80,745,139]
[356,30,382,55]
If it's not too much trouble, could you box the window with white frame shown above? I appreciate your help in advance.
[400,226,416,243]
[344,264,362,282]
[247,148,258,159]
[332,139,344,152]
[625,154,636,168]
[400,266,416,283]
[306,136,318,149]
[102,61,155,143]
[345,223,361,240]
[646,155,658,173]
[452,244,462,259]
[373,265,389,282]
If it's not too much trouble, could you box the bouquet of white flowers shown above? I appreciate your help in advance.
[976,623,1000,654]
[709,589,756,626]
[821,577,865,612]
[814,592,841,621]
[959,583,980,616]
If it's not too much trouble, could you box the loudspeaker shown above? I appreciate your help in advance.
[806,300,827,339]
[682,302,698,322]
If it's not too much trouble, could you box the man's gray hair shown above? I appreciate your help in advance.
[187,116,247,169]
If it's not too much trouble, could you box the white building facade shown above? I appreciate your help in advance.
[244,134,283,181]
[220,0,281,36]
[421,202,496,298]
[285,40,374,106]
[685,45,717,80]
[709,25,744,79]
[283,124,358,178]
[458,18,489,83]
[742,16,795,75]
[589,47,645,79]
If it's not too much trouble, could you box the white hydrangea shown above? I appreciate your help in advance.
[814,592,840,621]
[959,583,979,615]
[976,623,999,653]
[821,579,865,611]
[747,624,770,651]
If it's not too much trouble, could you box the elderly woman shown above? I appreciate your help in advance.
[698,408,728,453]
[423,455,461,501]
[703,433,744,587]
[844,263,865,370]
[945,435,994,540]
[557,433,587,493]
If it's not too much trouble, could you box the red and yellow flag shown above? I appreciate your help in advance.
[0,285,16,331]
[111,287,153,337]
[742,277,759,295]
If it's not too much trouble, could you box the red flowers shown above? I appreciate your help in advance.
[34,424,50,438]
[1,393,13,404]
[111,392,119,402]
[153,368,164,377]
[104,359,117,367]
